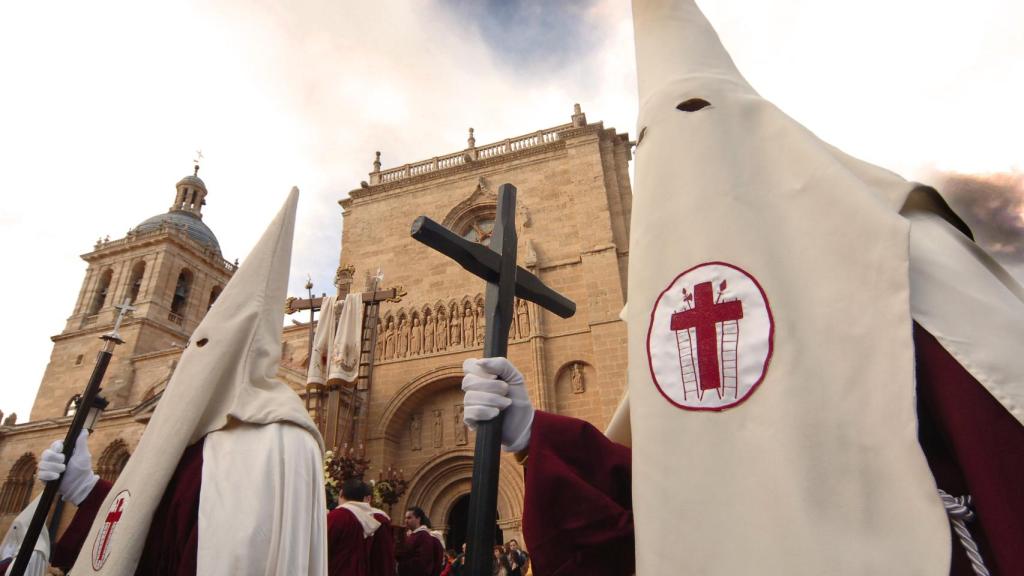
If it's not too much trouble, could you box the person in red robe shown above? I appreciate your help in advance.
[462,325,1024,576]
[36,189,328,576]
[396,507,443,576]
[328,479,386,576]
[367,505,397,576]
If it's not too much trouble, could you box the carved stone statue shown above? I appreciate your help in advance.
[432,409,443,448]
[423,315,434,353]
[410,413,422,451]
[462,307,475,348]
[398,317,410,358]
[475,303,485,345]
[449,314,461,347]
[410,317,422,356]
[517,299,531,338]
[508,304,519,340]
[374,322,384,361]
[454,405,467,446]
[435,313,448,351]
[571,362,585,394]
[383,318,396,360]
[3,412,17,426]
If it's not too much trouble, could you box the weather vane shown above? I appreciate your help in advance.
[193,149,204,176]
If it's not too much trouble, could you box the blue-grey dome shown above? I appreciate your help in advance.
[134,210,221,253]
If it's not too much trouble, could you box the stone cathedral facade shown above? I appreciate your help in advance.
[0,105,632,548]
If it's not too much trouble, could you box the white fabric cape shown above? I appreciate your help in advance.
[72,188,326,575]
[337,501,381,538]
[328,292,364,385]
[1,496,49,576]
[307,295,338,385]
[626,1,953,573]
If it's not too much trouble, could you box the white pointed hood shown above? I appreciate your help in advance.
[74,187,322,575]
[0,496,49,575]
[627,1,950,574]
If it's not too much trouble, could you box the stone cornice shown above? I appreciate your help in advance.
[340,122,626,208]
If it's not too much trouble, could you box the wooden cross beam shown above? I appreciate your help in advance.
[284,287,404,315]
[411,183,574,575]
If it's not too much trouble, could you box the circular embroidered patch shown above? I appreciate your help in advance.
[92,489,131,570]
[647,261,774,411]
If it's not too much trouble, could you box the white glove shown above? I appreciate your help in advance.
[462,357,534,452]
[37,430,99,506]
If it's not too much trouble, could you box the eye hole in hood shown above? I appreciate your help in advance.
[677,98,711,112]
[196,337,209,348]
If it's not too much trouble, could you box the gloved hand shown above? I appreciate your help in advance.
[462,357,534,452]
[37,430,99,506]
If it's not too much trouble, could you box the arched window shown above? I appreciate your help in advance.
[88,269,114,315]
[127,260,146,303]
[170,269,193,321]
[0,454,36,514]
[96,440,131,483]
[207,285,222,311]
[64,394,82,417]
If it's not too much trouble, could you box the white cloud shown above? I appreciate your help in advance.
[1,0,1021,422]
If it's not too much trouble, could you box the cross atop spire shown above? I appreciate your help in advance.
[193,149,204,176]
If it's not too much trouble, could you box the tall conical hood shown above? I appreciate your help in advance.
[633,0,754,109]
[626,0,950,574]
[73,187,321,575]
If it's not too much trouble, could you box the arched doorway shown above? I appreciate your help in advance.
[445,494,503,555]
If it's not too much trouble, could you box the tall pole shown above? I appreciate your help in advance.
[410,184,574,575]
[10,300,134,576]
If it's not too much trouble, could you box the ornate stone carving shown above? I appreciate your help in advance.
[475,302,485,345]
[462,306,475,348]
[423,313,434,353]
[410,316,422,356]
[432,409,443,448]
[516,299,531,338]
[410,413,422,451]
[3,413,16,426]
[398,317,410,358]
[454,405,467,446]
[435,311,448,351]
[571,362,585,394]
[383,318,396,360]
[449,312,461,347]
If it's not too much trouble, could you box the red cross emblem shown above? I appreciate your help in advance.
[92,489,131,570]
[647,262,773,411]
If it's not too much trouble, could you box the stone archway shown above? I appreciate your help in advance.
[396,448,524,550]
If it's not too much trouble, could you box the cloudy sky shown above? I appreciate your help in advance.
[1,0,1021,422]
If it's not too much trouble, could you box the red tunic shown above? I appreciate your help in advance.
[397,529,442,576]
[51,438,205,575]
[327,507,371,576]
[368,512,397,576]
[521,325,1024,576]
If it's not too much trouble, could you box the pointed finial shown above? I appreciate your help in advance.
[571,103,587,127]
[467,127,476,149]
[372,151,381,173]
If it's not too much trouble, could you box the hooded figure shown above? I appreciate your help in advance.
[0,497,49,576]
[460,0,1024,574]
[41,188,327,575]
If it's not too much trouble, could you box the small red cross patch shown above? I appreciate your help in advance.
[92,489,131,570]
[647,261,773,411]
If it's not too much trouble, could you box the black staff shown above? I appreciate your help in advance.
[411,183,574,575]
[10,300,134,576]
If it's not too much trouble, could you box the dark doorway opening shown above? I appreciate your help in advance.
[445,494,503,554]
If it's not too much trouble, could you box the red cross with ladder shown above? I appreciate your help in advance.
[97,497,126,562]
[670,281,743,394]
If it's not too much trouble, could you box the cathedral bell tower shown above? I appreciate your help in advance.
[31,167,236,420]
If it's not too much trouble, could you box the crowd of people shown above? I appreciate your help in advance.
[439,539,530,576]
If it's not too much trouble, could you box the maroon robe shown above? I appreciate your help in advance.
[327,506,372,576]
[51,438,205,575]
[397,529,443,576]
[521,325,1024,576]
[369,512,397,576]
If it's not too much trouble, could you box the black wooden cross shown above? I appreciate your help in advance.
[411,183,574,574]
